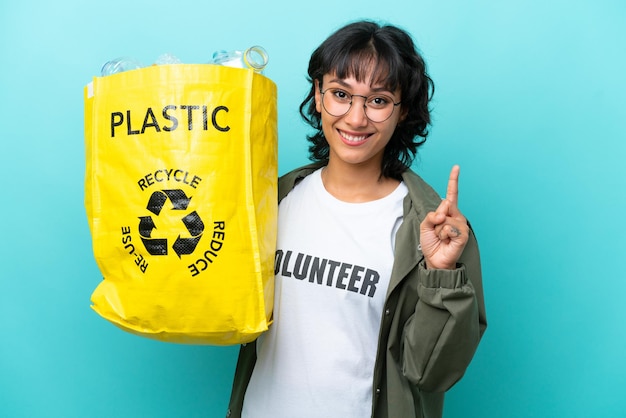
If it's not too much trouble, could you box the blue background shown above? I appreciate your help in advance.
[1,0,625,417]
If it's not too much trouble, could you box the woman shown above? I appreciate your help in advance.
[227,20,487,418]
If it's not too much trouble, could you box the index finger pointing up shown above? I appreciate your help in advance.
[446,165,460,206]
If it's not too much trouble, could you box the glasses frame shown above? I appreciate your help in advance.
[319,87,402,123]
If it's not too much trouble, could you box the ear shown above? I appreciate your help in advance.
[398,106,409,123]
[314,79,322,113]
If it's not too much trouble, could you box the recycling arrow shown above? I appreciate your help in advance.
[147,189,192,215]
[138,216,168,255]
[173,211,205,258]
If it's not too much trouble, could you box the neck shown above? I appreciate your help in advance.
[321,161,399,203]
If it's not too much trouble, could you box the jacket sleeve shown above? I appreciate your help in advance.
[401,227,487,393]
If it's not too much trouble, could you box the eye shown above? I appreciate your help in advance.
[368,95,392,109]
[330,88,351,102]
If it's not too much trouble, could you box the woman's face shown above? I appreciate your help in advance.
[314,71,403,172]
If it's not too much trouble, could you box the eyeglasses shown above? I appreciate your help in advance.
[320,88,401,123]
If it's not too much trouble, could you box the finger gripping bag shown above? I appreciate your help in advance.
[84,64,277,345]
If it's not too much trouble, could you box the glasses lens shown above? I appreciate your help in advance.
[322,89,350,117]
[322,89,396,122]
[364,95,395,122]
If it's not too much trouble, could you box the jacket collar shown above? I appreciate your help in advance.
[385,169,439,295]
[278,162,325,202]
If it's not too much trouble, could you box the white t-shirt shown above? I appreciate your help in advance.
[242,168,407,418]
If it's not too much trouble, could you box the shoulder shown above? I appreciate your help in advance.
[278,162,326,202]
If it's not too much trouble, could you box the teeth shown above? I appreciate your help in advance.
[339,130,368,142]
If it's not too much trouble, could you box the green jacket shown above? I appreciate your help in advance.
[226,163,487,418]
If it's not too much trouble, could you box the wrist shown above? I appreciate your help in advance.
[424,260,457,270]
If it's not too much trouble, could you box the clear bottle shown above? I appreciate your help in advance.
[100,57,143,76]
[211,46,268,73]
[154,53,182,65]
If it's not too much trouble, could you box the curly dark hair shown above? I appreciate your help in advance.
[299,20,435,180]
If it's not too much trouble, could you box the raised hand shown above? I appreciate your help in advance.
[420,165,469,270]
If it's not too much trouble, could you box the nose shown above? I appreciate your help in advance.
[344,95,369,126]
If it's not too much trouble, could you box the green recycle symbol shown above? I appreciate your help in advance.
[138,189,204,258]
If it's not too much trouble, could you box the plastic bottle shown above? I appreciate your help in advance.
[100,57,143,76]
[211,46,269,73]
[154,53,182,65]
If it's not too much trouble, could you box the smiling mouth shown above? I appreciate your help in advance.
[339,130,370,143]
